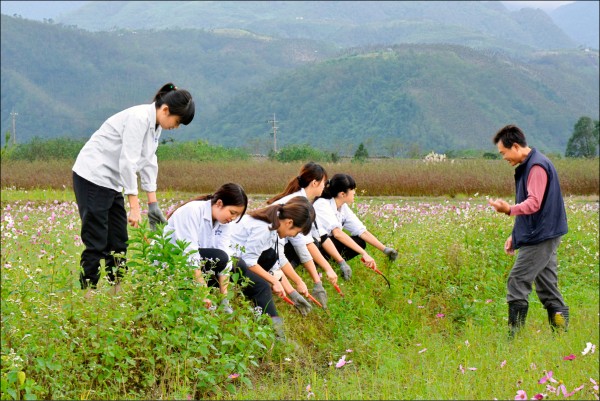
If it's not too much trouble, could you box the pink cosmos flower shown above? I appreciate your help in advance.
[565,384,584,397]
[468,367,477,371]
[532,394,545,400]
[538,371,557,384]
[459,364,465,374]
[418,348,427,354]
[563,354,576,361]
[486,299,493,303]
[436,313,445,318]
[335,355,352,368]
[557,383,567,397]
[228,373,240,379]
[515,390,527,400]
[500,360,507,368]
[346,349,353,353]
[23,215,29,221]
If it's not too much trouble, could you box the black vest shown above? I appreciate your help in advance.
[512,148,568,249]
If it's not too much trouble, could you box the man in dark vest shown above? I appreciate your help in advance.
[488,124,569,339]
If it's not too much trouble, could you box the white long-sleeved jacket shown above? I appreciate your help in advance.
[313,198,367,237]
[273,190,315,263]
[73,103,161,195]
[229,215,288,272]
[164,200,233,272]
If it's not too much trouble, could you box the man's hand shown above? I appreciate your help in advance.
[504,235,515,256]
[488,198,511,215]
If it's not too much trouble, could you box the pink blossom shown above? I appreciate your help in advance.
[563,354,576,361]
[532,393,545,400]
[335,355,352,368]
[345,349,353,353]
[459,364,465,374]
[23,215,29,221]
[486,299,493,303]
[468,367,477,371]
[436,313,445,318]
[407,299,413,304]
[515,390,528,400]
[538,371,557,384]
[557,383,567,396]
[500,360,507,368]
[228,373,240,379]
[418,348,427,354]
[565,384,584,397]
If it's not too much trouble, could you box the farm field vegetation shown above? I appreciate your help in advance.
[1,159,598,400]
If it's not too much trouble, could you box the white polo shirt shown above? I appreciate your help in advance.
[73,103,161,195]
[164,200,233,271]
[313,198,367,237]
[229,215,288,272]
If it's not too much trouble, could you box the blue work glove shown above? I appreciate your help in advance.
[148,202,167,231]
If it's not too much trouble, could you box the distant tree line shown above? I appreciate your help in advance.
[2,117,597,163]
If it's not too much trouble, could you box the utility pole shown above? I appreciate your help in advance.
[10,110,18,145]
[268,113,278,153]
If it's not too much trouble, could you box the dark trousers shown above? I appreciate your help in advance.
[235,250,278,317]
[73,172,128,289]
[198,248,229,288]
[283,242,301,268]
[316,234,366,261]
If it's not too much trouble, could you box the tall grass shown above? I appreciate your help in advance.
[2,158,598,197]
[1,192,598,399]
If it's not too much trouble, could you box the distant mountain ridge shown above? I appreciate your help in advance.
[54,1,577,53]
[1,2,598,155]
[550,1,600,48]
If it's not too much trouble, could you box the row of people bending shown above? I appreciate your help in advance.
[164,162,399,340]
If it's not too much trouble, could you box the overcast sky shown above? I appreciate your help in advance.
[0,1,578,21]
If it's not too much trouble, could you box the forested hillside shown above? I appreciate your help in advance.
[194,44,599,155]
[1,10,598,155]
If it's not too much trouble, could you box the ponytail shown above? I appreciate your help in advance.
[267,161,327,204]
[153,82,195,125]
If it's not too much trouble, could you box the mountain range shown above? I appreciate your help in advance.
[1,1,598,155]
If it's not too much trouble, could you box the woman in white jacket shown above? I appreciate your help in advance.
[229,196,315,341]
[164,183,247,314]
[266,162,338,308]
[313,174,398,280]
[73,82,195,292]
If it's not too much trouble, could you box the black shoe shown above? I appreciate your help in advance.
[548,306,569,332]
[508,302,528,339]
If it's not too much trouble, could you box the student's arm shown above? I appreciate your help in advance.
[307,242,338,285]
[331,227,376,268]
[359,230,386,252]
[248,264,285,297]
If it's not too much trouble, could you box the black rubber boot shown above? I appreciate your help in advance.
[547,306,569,332]
[508,301,528,339]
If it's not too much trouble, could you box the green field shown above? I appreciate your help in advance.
[1,188,598,400]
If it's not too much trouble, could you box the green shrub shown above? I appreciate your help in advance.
[270,143,333,162]
[156,140,249,161]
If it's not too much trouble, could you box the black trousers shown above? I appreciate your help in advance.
[197,248,229,288]
[73,172,128,289]
[316,234,366,261]
[235,248,279,317]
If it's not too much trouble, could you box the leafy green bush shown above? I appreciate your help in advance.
[156,140,249,161]
[269,143,334,162]
[5,137,86,161]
